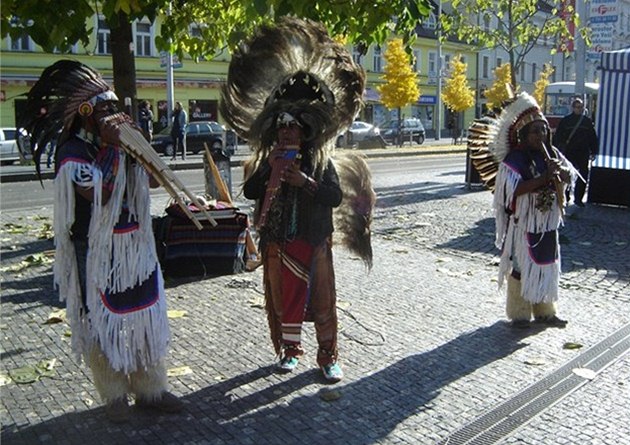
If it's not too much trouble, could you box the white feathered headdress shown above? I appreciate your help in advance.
[467,91,548,191]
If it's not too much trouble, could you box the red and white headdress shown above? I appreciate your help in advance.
[490,91,548,162]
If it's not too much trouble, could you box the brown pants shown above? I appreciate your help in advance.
[263,239,339,366]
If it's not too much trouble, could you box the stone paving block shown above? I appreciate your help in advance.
[2,165,629,444]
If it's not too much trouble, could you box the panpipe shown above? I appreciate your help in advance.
[258,132,301,228]
[541,142,566,216]
[103,113,217,229]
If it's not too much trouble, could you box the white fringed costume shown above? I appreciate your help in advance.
[487,92,577,323]
[54,145,169,400]
[493,149,576,303]
[20,60,180,414]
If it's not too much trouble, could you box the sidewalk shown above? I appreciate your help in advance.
[1,144,629,444]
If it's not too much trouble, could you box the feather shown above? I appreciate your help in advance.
[333,153,375,269]
[466,116,500,191]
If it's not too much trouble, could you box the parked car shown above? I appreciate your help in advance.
[150,121,226,157]
[1,128,20,165]
[336,121,380,147]
[381,118,426,145]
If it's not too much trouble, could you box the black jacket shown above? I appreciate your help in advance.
[553,113,598,156]
[244,152,342,246]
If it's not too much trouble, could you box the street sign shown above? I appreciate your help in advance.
[160,51,183,69]
[589,0,618,23]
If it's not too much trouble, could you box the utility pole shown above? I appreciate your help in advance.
[435,0,442,140]
[574,0,586,98]
[166,2,175,124]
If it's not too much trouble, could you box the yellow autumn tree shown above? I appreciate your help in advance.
[485,63,515,110]
[378,38,421,145]
[532,64,555,106]
[442,55,475,143]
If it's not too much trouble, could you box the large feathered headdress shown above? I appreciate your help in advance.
[468,91,548,191]
[220,16,365,152]
[18,60,117,179]
[221,17,375,269]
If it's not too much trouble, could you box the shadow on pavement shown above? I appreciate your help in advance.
[0,322,535,444]
[375,181,470,209]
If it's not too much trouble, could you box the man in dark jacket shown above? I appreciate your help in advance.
[553,98,598,207]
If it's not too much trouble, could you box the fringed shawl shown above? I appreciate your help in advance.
[54,149,169,373]
[493,149,577,303]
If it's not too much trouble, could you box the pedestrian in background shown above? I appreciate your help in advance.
[492,92,577,329]
[552,98,598,207]
[138,99,153,143]
[19,60,183,423]
[170,101,187,160]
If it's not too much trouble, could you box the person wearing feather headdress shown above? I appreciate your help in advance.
[221,17,374,382]
[19,60,182,422]
[491,92,577,329]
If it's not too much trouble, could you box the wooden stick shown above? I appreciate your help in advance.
[204,144,259,258]
[106,113,217,227]
[541,142,566,216]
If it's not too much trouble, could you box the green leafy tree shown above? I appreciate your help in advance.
[377,38,421,146]
[441,0,585,89]
[442,54,474,143]
[1,0,431,115]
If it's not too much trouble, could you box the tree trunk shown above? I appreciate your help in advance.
[110,11,138,121]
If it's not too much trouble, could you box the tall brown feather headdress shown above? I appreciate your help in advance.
[220,16,375,268]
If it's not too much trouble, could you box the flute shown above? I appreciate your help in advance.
[103,113,217,229]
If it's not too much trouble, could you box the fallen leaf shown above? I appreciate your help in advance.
[572,368,596,380]
[167,366,193,377]
[35,359,57,378]
[44,309,66,325]
[167,310,187,318]
[8,366,40,384]
[563,342,583,350]
[0,373,11,386]
[524,357,547,366]
[319,390,342,402]
[436,257,452,263]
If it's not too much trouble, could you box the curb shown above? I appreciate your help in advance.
[0,145,467,183]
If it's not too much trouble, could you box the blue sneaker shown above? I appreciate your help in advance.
[320,362,343,382]
[277,355,299,373]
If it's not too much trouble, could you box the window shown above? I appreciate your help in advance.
[97,18,111,55]
[496,57,503,68]
[482,56,489,78]
[425,12,437,30]
[10,32,31,51]
[552,66,557,82]
[352,45,363,66]
[532,63,537,82]
[520,64,525,81]
[484,16,491,32]
[428,52,437,74]
[373,46,382,72]
[413,50,420,72]
[135,21,152,57]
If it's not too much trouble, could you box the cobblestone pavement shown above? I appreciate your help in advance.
[1,156,629,445]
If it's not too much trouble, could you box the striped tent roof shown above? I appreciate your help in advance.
[594,47,630,170]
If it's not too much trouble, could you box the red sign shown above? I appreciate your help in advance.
[558,0,576,52]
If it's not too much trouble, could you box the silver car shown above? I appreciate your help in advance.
[336,121,380,147]
[0,128,20,165]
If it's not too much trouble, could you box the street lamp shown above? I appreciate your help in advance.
[435,0,442,140]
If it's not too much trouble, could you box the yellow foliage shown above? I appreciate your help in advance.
[442,55,475,113]
[485,64,515,109]
[377,39,421,110]
[533,64,555,106]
